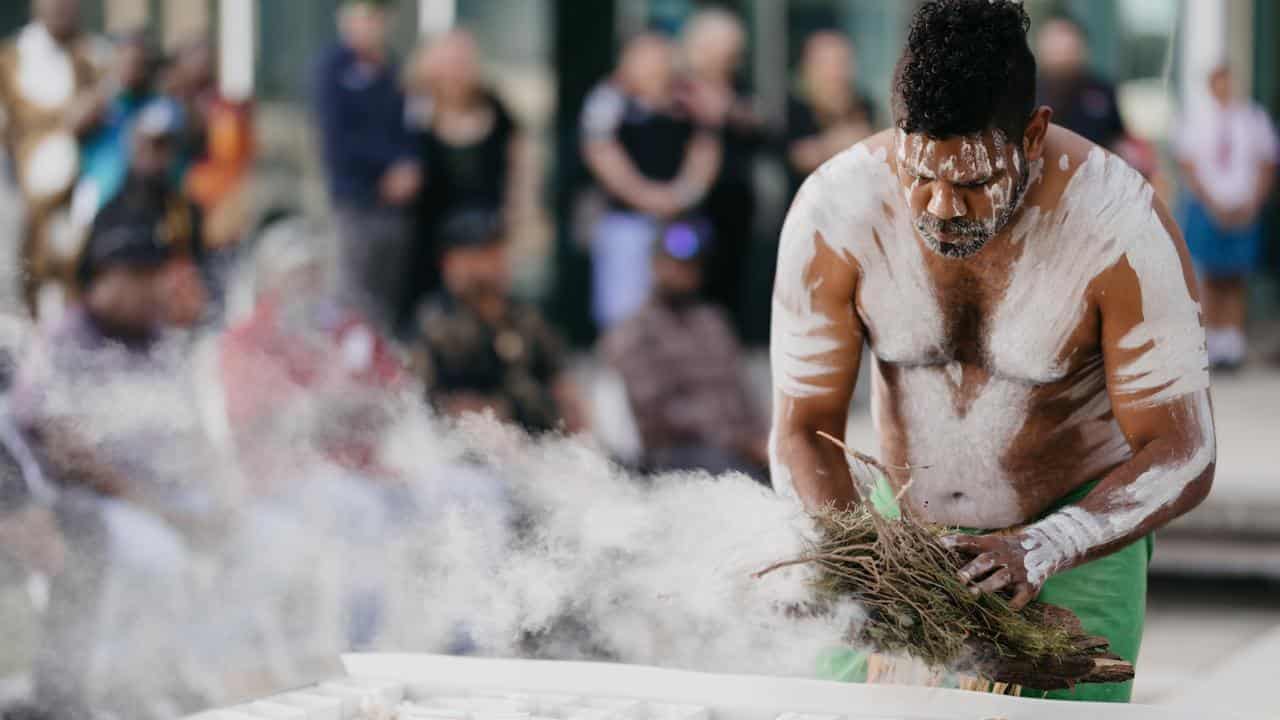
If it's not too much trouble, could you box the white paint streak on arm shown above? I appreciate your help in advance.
[769,145,887,506]
[1017,170,1215,584]
[1020,391,1214,586]
[1112,225,1210,407]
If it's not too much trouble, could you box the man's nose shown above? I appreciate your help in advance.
[927,183,966,220]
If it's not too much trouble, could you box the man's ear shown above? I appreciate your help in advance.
[1022,106,1053,162]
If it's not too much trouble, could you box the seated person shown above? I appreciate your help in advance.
[412,208,585,434]
[11,212,210,719]
[219,221,409,650]
[601,220,767,480]
[220,221,405,487]
[92,98,208,327]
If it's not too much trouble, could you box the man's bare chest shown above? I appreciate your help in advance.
[859,252,1100,386]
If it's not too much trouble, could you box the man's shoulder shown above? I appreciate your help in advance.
[1034,126,1151,219]
[786,130,898,245]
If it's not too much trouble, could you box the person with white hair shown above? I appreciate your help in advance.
[219,220,410,649]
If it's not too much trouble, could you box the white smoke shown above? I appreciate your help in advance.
[378,412,863,676]
[0,256,864,716]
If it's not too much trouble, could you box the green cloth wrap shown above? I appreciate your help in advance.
[819,478,1152,703]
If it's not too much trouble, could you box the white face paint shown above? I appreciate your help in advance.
[895,130,1030,260]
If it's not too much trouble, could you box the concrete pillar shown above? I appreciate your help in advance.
[418,0,456,37]
[218,0,253,101]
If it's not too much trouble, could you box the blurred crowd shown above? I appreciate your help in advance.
[0,0,1275,717]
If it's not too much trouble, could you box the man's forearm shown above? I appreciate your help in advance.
[771,428,859,510]
[1018,424,1213,586]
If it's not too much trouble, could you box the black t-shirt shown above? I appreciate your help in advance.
[413,292,569,433]
[1037,72,1127,148]
[580,83,694,211]
[417,91,516,224]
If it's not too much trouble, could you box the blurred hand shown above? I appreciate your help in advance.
[380,161,422,206]
[940,531,1045,610]
[1216,204,1257,230]
[0,507,66,577]
[624,186,685,220]
[684,80,733,129]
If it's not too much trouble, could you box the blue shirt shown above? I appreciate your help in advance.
[312,44,416,207]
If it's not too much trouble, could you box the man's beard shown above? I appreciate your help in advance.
[915,150,1030,260]
[657,286,700,311]
[915,216,994,259]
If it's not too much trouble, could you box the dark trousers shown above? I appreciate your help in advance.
[334,204,410,335]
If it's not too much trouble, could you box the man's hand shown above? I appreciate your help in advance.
[0,507,66,577]
[380,161,422,206]
[941,532,1044,610]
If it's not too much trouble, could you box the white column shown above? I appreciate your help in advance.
[219,0,255,101]
[418,0,457,37]
[1179,0,1226,113]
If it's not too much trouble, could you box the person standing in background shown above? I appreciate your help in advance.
[580,32,723,330]
[680,8,763,332]
[1175,65,1278,371]
[93,99,208,329]
[168,37,255,254]
[1035,16,1126,149]
[404,29,523,336]
[785,31,878,197]
[71,31,158,222]
[313,0,421,334]
[0,0,104,317]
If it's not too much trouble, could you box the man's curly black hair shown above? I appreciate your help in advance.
[893,0,1036,140]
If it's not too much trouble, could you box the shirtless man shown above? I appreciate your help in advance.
[769,0,1214,702]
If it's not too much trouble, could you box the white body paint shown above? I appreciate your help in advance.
[1021,391,1214,586]
[771,142,1211,536]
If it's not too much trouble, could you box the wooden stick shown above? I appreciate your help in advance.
[816,431,919,502]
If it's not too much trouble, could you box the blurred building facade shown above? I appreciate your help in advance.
[0,0,1276,336]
